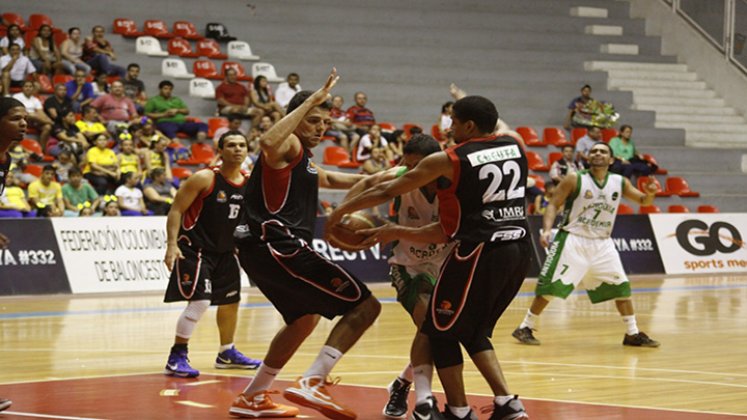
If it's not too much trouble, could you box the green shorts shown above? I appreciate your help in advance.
[390,264,437,315]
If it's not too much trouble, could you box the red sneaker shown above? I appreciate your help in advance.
[229,390,299,418]
[283,376,357,420]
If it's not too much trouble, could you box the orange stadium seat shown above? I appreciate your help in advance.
[571,127,587,144]
[221,61,252,81]
[617,203,634,215]
[526,151,549,172]
[172,21,203,40]
[637,176,671,197]
[642,153,667,175]
[143,20,174,39]
[602,128,618,143]
[171,167,194,180]
[53,74,73,85]
[430,124,443,142]
[197,38,228,60]
[639,205,662,214]
[167,37,200,58]
[543,127,572,148]
[207,117,228,138]
[179,143,215,165]
[378,122,396,132]
[193,60,222,80]
[666,176,700,198]
[668,205,690,213]
[697,205,719,213]
[53,31,67,47]
[20,138,44,156]
[37,74,53,94]
[28,14,57,32]
[402,123,423,139]
[24,164,44,178]
[516,126,545,147]
[24,30,38,49]
[323,146,351,166]
[547,152,562,167]
[3,13,26,31]
[113,18,144,37]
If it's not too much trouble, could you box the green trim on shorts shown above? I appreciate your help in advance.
[587,281,631,304]
[536,230,574,299]
[390,264,436,315]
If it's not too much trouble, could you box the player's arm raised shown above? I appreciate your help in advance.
[164,170,214,269]
[540,172,577,248]
[622,176,657,206]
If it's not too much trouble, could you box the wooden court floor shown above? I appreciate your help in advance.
[1,274,746,419]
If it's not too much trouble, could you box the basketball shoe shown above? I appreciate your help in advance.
[283,376,356,420]
[482,395,528,420]
[411,396,445,420]
[383,377,411,418]
[623,331,660,347]
[511,327,540,345]
[164,349,199,378]
[215,346,262,369]
[229,390,299,418]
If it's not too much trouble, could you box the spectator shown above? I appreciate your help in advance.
[0,25,24,56]
[326,95,358,151]
[549,145,579,185]
[346,91,376,136]
[609,124,655,179]
[12,80,53,147]
[356,124,389,162]
[564,84,618,130]
[28,25,63,77]
[82,25,126,78]
[60,27,91,75]
[53,149,76,183]
[75,105,107,142]
[215,68,261,121]
[1,43,37,97]
[575,125,602,168]
[250,75,284,122]
[0,170,34,218]
[27,165,64,217]
[83,133,120,195]
[65,69,95,112]
[117,137,143,182]
[43,83,73,125]
[49,110,89,159]
[274,72,302,109]
[144,137,174,184]
[79,205,95,216]
[115,171,150,216]
[62,167,100,217]
[91,80,138,133]
[91,73,109,97]
[122,63,147,114]
[143,167,176,215]
[388,129,405,163]
[6,145,37,185]
[361,147,391,175]
[145,80,208,142]
[438,101,453,141]
[101,198,120,216]
[258,115,274,134]
[212,114,244,148]
[532,183,556,215]
[564,84,593,130]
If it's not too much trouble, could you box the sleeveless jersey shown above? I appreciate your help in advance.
[180,167,248,253]
[560,170,624,239]
[119,153,139,174]
[237,148,318,244]
[0,153,10,196]
[437,134,529,243]
[389,167,452,268]
[149,150,165,169]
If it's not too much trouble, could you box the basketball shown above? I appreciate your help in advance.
[328,211,385,251]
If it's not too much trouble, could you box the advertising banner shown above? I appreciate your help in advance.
[0,219,71,295]
[649,213,747,274]
[313,217,391,282]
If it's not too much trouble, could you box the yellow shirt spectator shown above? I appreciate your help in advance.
[28,179,63,207]
[119,152,139,174]
[75,120,107,137]
[85,147,118,174]
[1,186,31,211]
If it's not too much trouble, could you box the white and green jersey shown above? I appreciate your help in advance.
[389,167,452,272]
[559,170,624,239]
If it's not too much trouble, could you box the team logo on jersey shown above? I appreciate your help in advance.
[216,190,227,203]
[436,300,454,316]
[584,190,593,199]
[407,206,420,220]
[330,277,350,293]
[230,194,244,200]
[307,161,318,174]
[180,274,192,288]
[612,192,619,201]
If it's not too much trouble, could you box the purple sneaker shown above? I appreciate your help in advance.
[164,350,200,378]
[215,346,261,369]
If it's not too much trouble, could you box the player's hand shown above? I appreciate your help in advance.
[358,224,397,247]
[644,178,659,195]
[324,208,346,241]
[539,229,552,248]
[309,68,339,107]
[0,233,9,249]
[164,243,184,269]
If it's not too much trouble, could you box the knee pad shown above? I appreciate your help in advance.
[464,334,493,356]
[430,337,463,369]
[176,300,211,339]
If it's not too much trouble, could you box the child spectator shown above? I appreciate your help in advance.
[27,165,64,217]
[143,167,176,215]
[53,150,76,184]
[532,183,556,215]
[117,138,143,182]
[356,124,390,162]
[62,167,100,217]
[101,198,120,216]
[144,137,174,185]
[115,171,150,216]
[91,73,109,97]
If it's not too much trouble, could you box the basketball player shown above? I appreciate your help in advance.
[512,142,660,348]
[229,69,381,419]
[329,95,530,420]
[163,130,261,378]
[0,97,28,414]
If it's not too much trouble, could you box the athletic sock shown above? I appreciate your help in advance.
[622,315,639,335]
[413,364,433,404]
[243,364,281,395]
[448,405,472,418]
[519,310,539,330]
[304,345,343,379]
[399,363,414,383]
[219,343,234,353]
[494,395,514,406]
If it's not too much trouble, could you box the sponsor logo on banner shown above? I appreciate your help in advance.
[312,217,390,282]
[649,213,747,274]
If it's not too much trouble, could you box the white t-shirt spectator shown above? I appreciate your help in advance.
[12,92,43,114]
[356,135,388,162]
[274,82,302,109]
[0,54,36,81]
[114,185,143,211]
[0,37,25,51]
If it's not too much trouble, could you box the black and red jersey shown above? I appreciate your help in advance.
[437,134,529,244]
[237,148,318,244]
[180,167,248,253]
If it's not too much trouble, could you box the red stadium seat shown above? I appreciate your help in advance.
[3,13,26,31]
[24,30,38,49]
[617,203,634,215]
[668,205,690,213]
[143,20,174,39]
[402,123,423,139]
[23,164,44,178]
[639,205,662,214]
[543,127,572,147]
[221,61,252,81]
[602,128,618,143]
[430,124,443,142]
[113,18,144,37]
[697,205,719,213]
[53,74,73,85]
[666,176,700,198]
[172,21,203,40]
[516,126,545,147]
[37,74,53,94]
[197,38,228,60]
[53,31,68,47]
[526,151,549,172]
[547,152,563,167]
[208,117,229,138]
[193,60,222,80]
[571,127,587,144]
[180,143,215,165]
[642,153,667,175]
[323,146,352,166]
[28,14,57,32]
[637,176,671,197]
[20,138,44,156]
[171,167,194,180]
[378,122,396,132]
[167,37,200,58]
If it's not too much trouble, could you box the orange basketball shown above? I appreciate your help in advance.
[328,211,385,251]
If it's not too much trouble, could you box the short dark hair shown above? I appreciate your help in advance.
[218,130,248,149]
[149,167,165,179]
[287,72,300,79]
[562,144,574,152]
[619,124,632,133]
[121,171,136,183]
[404,134,441,157]
[0,97,25,119]
[127,63,140,71]
[82,105,95,115]
[452,96,499,134]
[591,141,613,157]
[441,101,453,113]
[226,113,243,123]
[158,80,174,89]
[67,27,80,35]
[68,167,83,177]
[582,84,592,91]
[286,90,332,114]
[42,165,56,173]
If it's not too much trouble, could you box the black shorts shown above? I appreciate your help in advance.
[164,242,241,306]
[237,239,372,325]
[422,239,531,343]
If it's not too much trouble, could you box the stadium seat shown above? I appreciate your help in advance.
[222,62,253,82]
[526,151,549,172]
[53,75,73,85]
[378,122,396,132]
[188,78,216,99]
[172,21,203,40]
[28,14,56,32]
[617,203,634,215]
[113,18,143,38]
[2,13,26,31]
[528,174,546,192]
[547,152,563,167]
[639,205,662,214]
[668,205,690,213]
[178,143,215,165]
[197,38,228,59]
[543,127,572,147]
[53,31,68,47]
[207,118,228,138]
[697,205,720,213]
[37,74,53,94]
[171,167,194,180]
[205,22,237,42]
[136,36,168,57]
[167,37,200,58]
[402,123,423,139]
[227,40,260,61]
[516,126,545,147]
[637,176,671,197]
[666,176,700,197]
[430,124,443,142]
[571,127,587,144]
[161,58,195,79]
[24,30,38,49]
[193,60,222,80]
[20,138,44,156]
[143,20,174,39]
[251,62,284,83]
[24,164,44,178]
[602,128,618,143]
[642,153,667,175]
[323,146,351,166]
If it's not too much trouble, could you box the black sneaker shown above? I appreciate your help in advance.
[441,405,477,420]
[623,331,660,347]
[483,395,528,420]
[411,396,445,420]
[383,377,411,418]
[512,327,540,345]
